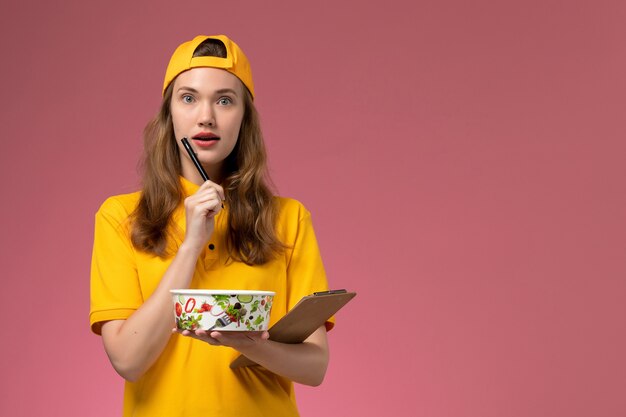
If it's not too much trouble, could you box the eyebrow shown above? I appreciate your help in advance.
[176,87,239,96]
[215,88,239,96]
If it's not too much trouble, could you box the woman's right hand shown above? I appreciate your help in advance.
[101,182,224,381]
[182,180,225,250]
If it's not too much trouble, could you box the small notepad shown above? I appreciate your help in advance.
[230,290,357,368]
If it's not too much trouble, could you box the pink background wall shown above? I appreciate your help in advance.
[1,1,625,415]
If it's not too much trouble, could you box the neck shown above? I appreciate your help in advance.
[181,162,224,185]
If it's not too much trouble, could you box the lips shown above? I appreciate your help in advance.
[192,132,220,141]
[191,132,220,148]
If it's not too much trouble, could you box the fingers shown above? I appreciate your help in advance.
[173,327,269,349]
[199,180,225,201]
[182,181,225,248]
[173,328,222,346]
[196,180,225,205]
[184,181,224,218]
[210,331,269,346]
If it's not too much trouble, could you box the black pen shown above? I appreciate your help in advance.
[181,137,210,181]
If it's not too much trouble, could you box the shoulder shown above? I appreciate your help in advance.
[273,196,319,243]
[96,191,142,222]
[274,196,311,223]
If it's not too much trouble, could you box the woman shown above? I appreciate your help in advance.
[90,35,332,416]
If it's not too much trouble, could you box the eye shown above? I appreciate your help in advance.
[217,97,233,105]
[182,94,194,103]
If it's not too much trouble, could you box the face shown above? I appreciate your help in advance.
[170,67,245,183]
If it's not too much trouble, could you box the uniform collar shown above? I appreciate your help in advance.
[180,176,201,196]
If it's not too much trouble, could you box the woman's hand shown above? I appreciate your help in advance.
[173,328,270,348]
[173,326,329,386]
[100,182,225,382]
[182,181,224,250]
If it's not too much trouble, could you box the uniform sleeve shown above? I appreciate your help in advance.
[285,206,335,331]
[89,197,144,335]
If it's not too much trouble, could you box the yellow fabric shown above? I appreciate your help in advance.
[163,34,255,98]
[90,177,332,416]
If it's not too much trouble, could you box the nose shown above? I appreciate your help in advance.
[198,102,215,127]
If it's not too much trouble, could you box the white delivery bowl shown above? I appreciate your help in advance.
[171,289,275,332]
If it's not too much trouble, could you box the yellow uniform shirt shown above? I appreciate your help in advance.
[90,177,332,417]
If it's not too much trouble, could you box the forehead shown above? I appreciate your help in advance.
[172,67,244,94]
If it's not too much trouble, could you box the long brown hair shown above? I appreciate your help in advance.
[130,39,284,265]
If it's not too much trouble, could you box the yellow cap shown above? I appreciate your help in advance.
[162,35,254,98]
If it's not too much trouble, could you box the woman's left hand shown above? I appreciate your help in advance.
[174,325,329,386]
[173,328,269,349]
